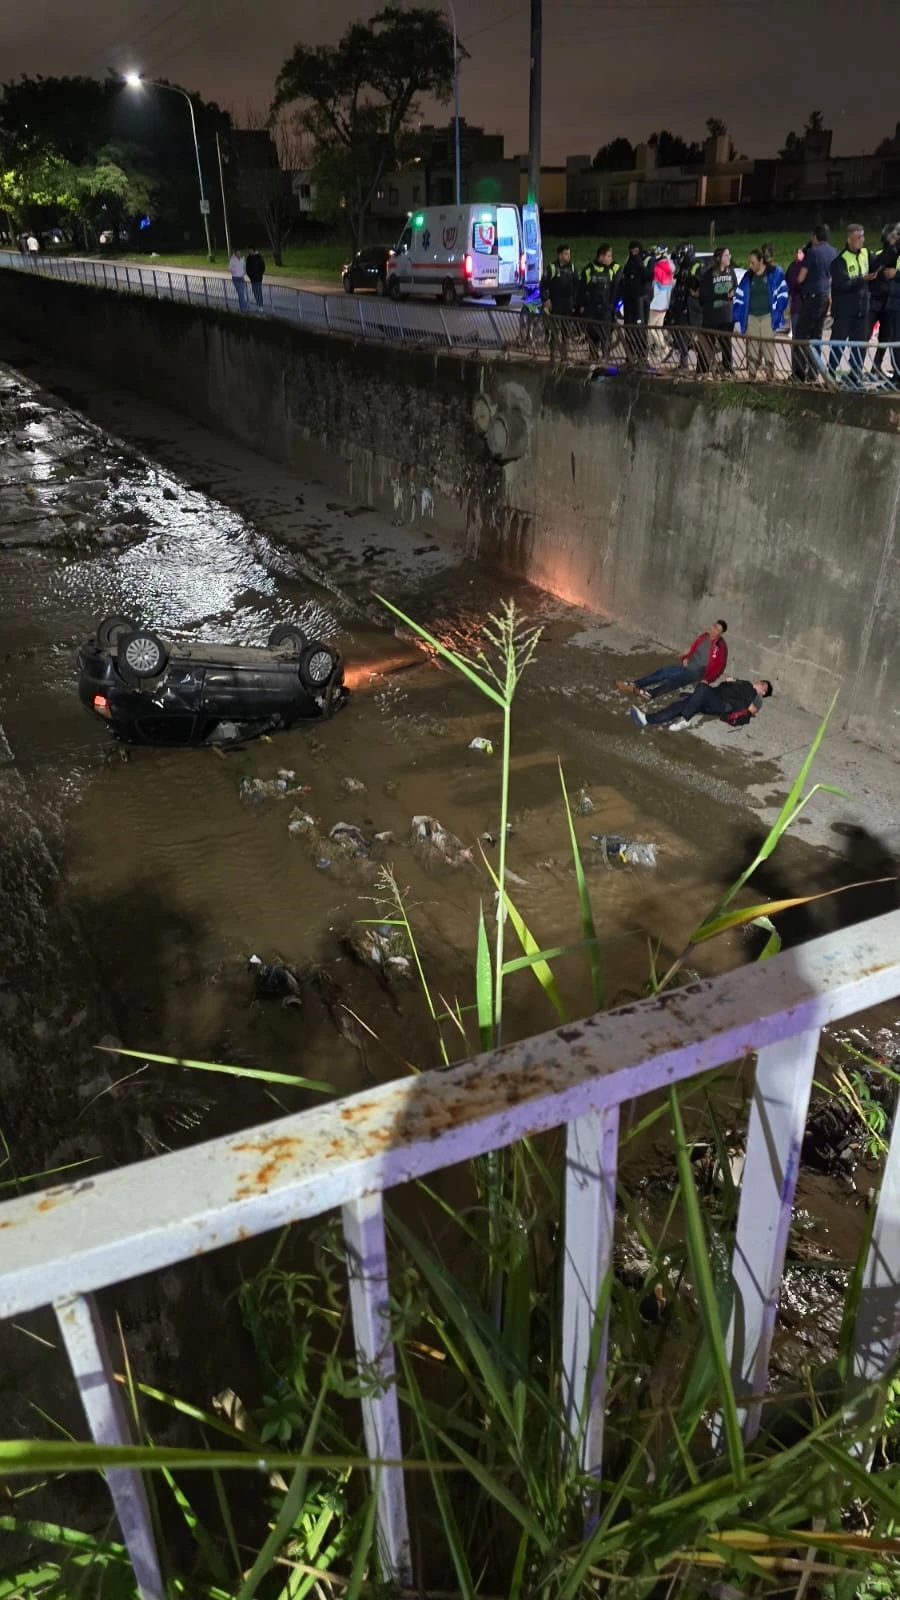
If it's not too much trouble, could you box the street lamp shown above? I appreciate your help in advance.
[445,1,461,206]
[124,72,213,260]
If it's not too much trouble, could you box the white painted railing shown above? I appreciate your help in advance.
[2,910,900,1597]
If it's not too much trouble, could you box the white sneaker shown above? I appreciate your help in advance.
[629,706,647,730]
[667,717,691,731]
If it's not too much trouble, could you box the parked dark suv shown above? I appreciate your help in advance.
[341,245,394,295]
[78,616,347,746]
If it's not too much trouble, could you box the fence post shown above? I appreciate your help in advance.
[324,296,332,330]
[342,1194,412,1584]
[561,1106,619,1478]
[726,1027,820,1440]
[55,1292,164,1600]
[439,308,452,347]
[203,275,209,308]
[851,1100,900,1387]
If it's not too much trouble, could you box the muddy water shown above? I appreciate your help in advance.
[0,354,896,1389]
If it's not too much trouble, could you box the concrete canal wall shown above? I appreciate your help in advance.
[2,269,899,752]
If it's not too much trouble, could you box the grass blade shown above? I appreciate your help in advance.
[559,759,604,1008]
[97,1046,333,1095]
[479,849,566,1020]
[375,593,506,706]
[475,902,494,1050]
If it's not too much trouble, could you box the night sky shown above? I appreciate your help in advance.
[4,0,900,166]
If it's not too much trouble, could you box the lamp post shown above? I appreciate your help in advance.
[445,0,461,205]
[124,73,213,260]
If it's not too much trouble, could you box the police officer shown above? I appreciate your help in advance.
[580,244,622,361]
[829,224,876,384]
[868,222,900,378]
[540,244,580,359]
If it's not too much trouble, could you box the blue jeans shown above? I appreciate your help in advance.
[232,275,247,311]
[634,662,698,698]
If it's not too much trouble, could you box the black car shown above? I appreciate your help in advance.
[79,615,347,746]
[341,245,394,295]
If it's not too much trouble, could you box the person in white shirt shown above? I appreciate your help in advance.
[229,249,247,310]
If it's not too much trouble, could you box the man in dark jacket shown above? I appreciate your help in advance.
[620,240,654,359]
[868,223,899,378]
[541,244,579,359]
[793,224,837,381]
[580,244,621,360]
[629,676,772,731]
[829,224,875,384]
[697,246,738,373]
[245,247,266,309]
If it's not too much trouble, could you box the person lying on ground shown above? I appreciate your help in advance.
[629,676,772,732]
[616,621,728,701]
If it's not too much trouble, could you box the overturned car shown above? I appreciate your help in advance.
[78,615,347,746]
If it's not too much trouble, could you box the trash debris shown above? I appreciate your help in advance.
[410,815,472,868]
[287,809,317,837]
[574,788,594,816]
[328,822,371,857]
[343,922,413,981]
[591,833,657,867]
[249,954,302,1008]
[316,857,332,871]
[240,774,310,804]
[481,825,514,847]
[341,776,367,794]
[469,737,494,755]
[374,830,395,844]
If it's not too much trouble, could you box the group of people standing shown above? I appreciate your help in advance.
[539,225,899,385]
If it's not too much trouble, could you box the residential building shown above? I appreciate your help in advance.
[565,134,752,212]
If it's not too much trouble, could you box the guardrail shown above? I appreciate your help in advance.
[2,911,900,1595]
[2,250,898,389]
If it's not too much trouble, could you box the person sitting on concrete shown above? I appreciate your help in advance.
[616,621,728,701]
[629,676,772,732]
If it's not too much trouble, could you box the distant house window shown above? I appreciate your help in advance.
[299,183,311,200]
[826,169,844,197]
[388,187,399,205]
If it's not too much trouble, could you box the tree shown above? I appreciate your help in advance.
[778,110,826,161]
[231,109,306,266]
[71,145,156,248]
[273,6,455,248]
[705,117,727,139]
[647,129,702,167]
[592,137,634,172]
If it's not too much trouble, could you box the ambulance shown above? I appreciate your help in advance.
[385,203,532,305]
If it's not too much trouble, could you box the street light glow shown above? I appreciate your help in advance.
[124,73,142,88]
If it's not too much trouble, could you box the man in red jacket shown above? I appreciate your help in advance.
[616,620,728,701]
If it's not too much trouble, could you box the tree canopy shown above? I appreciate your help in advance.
[273,6,455,246]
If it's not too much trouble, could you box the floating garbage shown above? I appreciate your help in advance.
[240,773,310,804]
[341,776,367,794]
[591,833,657,868]
[469,737,494,755]
[316,857,332,871]
[343,922,412,980]
[328,822,371,857]
[410,814,472,868]
[287,809,317,837]
[249,953,302,1008]
[574,789,594,817]
[374,830,395,844]
[481,825,514,847]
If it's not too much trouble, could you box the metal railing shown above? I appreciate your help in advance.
[2,250,898,389]
[2,911,900,1595]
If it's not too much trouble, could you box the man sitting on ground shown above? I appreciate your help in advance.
[616,621,728,701]
[629,676,772,732]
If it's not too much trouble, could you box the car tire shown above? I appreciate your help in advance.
[495,294,512,307]
[268,623,309,656]
[117,630,169,680]
[97,613,138,649]
[387,276,402,301]
[441,279,458,306]
[375,275,387,297]
[342,273,354,294]
[299,642,338,693]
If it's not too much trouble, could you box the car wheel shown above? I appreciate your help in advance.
[96,613,138,649]
[342,273,354,294]
[118,630,169,680]
[388,276,402,301]
[268,623,309,656]
[495,294,512,307]
[375,274,387,297]
[441,279,458,306]
[299,642,338,692]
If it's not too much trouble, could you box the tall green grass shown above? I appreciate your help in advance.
[2,605,898,1598]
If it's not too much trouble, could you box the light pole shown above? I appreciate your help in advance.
[215,131,232,258]
[445,0,461,205]
[124,73,213,260]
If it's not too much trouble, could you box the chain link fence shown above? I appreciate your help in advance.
[1,250,898,391]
